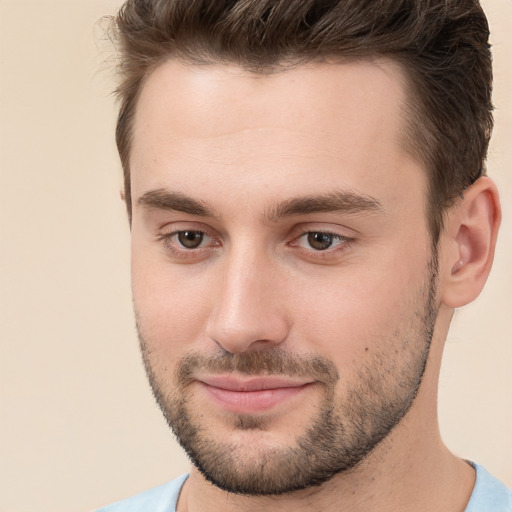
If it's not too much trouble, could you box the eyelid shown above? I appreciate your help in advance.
[288,222,356,242]
[297,231,349,245]
[157,220,219,240]
[290,231,352,249]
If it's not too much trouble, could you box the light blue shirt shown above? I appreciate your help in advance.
[465,464,512,512]
[95,464,512,511]
[95,474,188,512]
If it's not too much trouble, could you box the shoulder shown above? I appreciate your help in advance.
[466,463,512,512]
[94,474,189,512]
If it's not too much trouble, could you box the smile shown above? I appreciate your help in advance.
[196,375,314,413]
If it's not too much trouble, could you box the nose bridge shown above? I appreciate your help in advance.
[206,240,288,353]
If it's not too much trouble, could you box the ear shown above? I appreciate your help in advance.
[120,189,126,202]
[440,176,501,308]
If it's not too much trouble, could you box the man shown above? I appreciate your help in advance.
[97,0,511,510]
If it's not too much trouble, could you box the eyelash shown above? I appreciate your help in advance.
[156,229,218,259]
[290,231,354,256]
[156,228,355,261]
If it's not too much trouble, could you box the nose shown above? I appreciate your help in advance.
[206,245,290,354]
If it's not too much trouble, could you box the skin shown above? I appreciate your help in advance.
[129,59,501,511]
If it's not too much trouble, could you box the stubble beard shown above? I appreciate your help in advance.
[137,256,439,496]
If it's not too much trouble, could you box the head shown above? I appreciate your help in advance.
[110,0,500,497]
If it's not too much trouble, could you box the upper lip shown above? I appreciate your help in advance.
[197,375,313,391]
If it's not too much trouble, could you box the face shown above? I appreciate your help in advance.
[130,59,439,495]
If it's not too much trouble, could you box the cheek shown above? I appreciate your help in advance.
[131,247,216,357]
[288,249,430,369]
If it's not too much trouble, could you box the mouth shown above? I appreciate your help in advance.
[196,375,315,414]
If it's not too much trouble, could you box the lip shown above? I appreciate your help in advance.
[197,375,314,413]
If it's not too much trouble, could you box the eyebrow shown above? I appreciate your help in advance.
[137,188,384,221]
[266,191,384,221]
[138,189,219,218]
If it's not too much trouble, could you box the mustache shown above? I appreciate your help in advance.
[175,349,339,387]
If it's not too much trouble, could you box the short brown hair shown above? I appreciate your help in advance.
[111,0,493,242]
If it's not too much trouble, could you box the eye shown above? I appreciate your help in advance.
[176,230,205,249]
[306,232,336,251]
[293,230,352,253]
[156,227,218,258]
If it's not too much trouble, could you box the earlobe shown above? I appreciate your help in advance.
[441,176,501,308]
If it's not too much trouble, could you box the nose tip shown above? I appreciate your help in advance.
[208,321,286,354]
[207,300,290,354]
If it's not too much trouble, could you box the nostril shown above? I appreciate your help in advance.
[206,311,289,355]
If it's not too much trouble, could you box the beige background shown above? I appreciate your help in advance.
[0,1,510,511]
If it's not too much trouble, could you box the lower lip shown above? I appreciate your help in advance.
[200,383,312,414]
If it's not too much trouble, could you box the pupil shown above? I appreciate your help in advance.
[178,231,203,249]
[308,232,333,250]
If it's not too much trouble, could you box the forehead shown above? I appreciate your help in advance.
[130,59,424,211]
[132,58,407,146]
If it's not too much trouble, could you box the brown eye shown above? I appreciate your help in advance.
[177,230,204,249]
[307,232,334,251]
